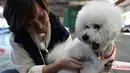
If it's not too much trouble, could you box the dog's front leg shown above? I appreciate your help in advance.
[100,60,114,73]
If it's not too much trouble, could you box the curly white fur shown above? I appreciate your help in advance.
[47,1,122,73]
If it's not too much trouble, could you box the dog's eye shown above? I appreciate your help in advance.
[94,24,100,30]
[85,25,89,29]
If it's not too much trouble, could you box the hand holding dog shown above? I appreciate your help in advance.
[55,58,83,69]
[42,58,82,73]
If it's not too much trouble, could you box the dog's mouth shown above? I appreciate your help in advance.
[79,35,100,50]
[92,42,100,50]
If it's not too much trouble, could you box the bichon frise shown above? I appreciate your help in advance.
[47,1,122,73]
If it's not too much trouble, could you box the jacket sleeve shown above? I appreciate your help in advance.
[10,33,45,73]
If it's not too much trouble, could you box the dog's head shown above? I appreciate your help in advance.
[75,1,123,52]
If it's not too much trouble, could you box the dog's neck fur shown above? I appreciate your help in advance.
[105,41,114,56]
[95,41,115,59]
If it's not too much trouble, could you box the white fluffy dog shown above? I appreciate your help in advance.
[47,1,122,73]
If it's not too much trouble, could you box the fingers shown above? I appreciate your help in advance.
[55,58,83,70]
[69,62,82,69]
[69,58,83,65]
[65,58,83,69]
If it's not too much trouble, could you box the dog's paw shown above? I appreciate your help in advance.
[104,60,114,71]
[100,60,114,73]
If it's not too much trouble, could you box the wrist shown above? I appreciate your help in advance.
[42,63,62,73]
[54,62,63,70]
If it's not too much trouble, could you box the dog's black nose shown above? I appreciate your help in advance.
[92,42,99,50]
[82,34,89,41]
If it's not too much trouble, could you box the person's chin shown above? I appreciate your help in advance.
[38,29,47,35]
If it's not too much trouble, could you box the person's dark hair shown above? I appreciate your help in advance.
[3,0,48,33]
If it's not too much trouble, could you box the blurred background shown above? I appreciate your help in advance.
[0,0,130,73]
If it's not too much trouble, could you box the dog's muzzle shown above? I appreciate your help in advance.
[92,42,100,50]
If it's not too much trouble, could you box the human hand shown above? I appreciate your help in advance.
[55,58,83,70]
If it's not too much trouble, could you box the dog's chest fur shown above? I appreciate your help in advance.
[47,38,116,73]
